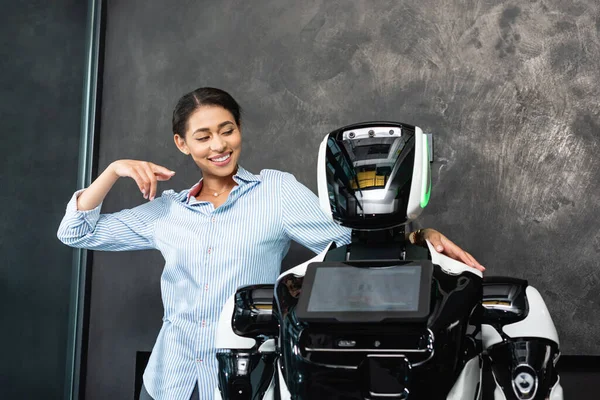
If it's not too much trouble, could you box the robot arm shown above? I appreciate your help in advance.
[481,278,563,400]
[214,284,278,400]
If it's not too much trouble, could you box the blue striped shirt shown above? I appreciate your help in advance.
[57,167,351,400]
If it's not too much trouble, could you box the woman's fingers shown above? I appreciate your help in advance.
[112,160,174,200]
[151,164,176,181]
[444,240,485,271]
[129,169,148,198]
[439,237,461,259]
[131,165,152,199]
[423,229,485,272]
[139,168,152,199]
[465,251,485,271]
[422,229,445,252]
[443,238,476,269]
[139,163,158,200]
[143,163,176,199]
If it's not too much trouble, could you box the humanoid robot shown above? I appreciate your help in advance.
[214,122,564,400]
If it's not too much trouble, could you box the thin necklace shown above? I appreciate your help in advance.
[202,184,231,197]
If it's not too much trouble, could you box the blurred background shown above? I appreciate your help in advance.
[2,0,599,398]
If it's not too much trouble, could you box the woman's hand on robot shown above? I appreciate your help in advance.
[109,160,176,201]
[416,229,485,272]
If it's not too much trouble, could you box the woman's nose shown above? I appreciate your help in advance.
[210,136,226,152]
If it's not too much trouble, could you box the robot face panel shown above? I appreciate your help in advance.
[317,122,431,230]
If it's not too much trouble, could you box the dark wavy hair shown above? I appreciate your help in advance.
[172,87,242,136]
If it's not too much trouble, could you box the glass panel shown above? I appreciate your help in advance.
[307,266,422,312]
[325,129,415,229]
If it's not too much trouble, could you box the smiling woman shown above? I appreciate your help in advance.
[172,89,244,208]
[57,87,483,400]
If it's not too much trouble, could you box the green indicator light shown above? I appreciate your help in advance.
[420,134,431,208]
[421,177,431,208]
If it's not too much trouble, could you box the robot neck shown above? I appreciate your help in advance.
[346,226,408,261]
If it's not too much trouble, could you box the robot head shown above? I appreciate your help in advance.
[317,121,431,230]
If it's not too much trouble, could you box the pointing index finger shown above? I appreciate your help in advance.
[151,164,176,180]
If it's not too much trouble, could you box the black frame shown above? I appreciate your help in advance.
[295,261,433,323]
[65,0,105,399]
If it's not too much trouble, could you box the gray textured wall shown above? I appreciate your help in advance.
[0,1,87,399]
[87,0,599,398]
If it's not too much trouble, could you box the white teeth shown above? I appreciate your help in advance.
[212,153,230,162]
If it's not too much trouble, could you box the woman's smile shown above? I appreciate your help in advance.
[209,152,232,166]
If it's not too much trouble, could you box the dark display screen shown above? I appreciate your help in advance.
[306,265,422,313]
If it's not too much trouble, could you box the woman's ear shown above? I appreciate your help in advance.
[173,134,189,155]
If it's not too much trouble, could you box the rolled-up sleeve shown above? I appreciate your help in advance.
[57,189,166,251]
[279,172,351,254]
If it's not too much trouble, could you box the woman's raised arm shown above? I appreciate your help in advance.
[76,160,175,210]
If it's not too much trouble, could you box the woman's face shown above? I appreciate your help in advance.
[174,106,242,180]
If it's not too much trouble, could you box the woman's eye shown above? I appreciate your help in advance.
[196,136,209,142]
[222,129,234,135]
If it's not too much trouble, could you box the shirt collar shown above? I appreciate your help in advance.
[185,166,261,203]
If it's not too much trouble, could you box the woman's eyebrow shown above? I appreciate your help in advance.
[192,121,234,135]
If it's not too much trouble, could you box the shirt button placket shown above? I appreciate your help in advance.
[207,213,215,255]
[202,213,216,363]
[202,214,214,356]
